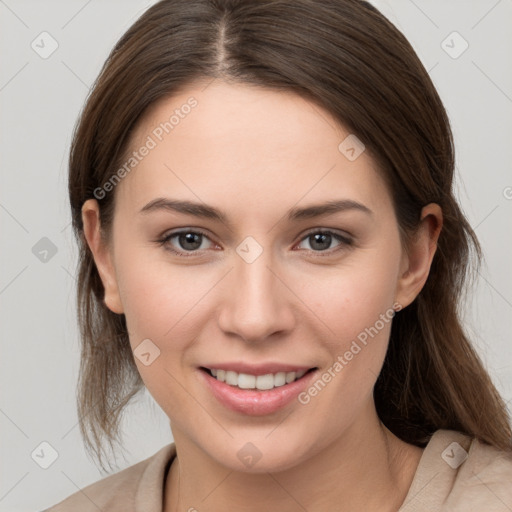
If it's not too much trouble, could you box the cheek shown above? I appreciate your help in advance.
[306,254,400,347]
[117,231,401,351]
[115,252,214,408]
[297,245,401,407]
[114,241,224,373]
[119,262,204,343]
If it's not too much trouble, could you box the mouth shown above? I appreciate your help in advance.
[198,365,319,416]
[199,366,318,391]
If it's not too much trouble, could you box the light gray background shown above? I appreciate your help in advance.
[1,1,511,510]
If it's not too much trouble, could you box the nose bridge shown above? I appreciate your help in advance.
[217,243,294,342]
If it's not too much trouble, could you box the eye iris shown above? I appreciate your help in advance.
[310,233,332,251]
[179,232,202,251]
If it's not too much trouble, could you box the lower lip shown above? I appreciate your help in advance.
[199,368,318,416]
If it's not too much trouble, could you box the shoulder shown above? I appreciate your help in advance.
[402,429,512,511]
[42,443,176,512]
[448,431,512,510]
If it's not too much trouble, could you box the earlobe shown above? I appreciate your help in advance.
[81,199,124,314]
[395,203,443,309]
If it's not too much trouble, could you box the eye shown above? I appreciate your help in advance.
[157,229,216,257]
[295,229,353,255]
[157,228,353,258]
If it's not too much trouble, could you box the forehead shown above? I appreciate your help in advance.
[114,80,390,220]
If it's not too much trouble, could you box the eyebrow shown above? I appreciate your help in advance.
[139,197,373,227]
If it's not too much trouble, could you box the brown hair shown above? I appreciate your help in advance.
[68,0,512,471]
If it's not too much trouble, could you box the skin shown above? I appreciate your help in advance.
[82,80,442,512]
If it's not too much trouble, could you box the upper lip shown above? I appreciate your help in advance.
[200,362,316,376]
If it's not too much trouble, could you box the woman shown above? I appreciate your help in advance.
[45,0,512,510]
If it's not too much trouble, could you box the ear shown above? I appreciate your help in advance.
[395,203,443,309]
[81,199,124,314]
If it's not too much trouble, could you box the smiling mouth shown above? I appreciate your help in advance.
[199,366,317,391]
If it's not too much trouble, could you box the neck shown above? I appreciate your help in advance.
[164,405,423,512]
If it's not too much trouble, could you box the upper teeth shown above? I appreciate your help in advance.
[210,369,308,390]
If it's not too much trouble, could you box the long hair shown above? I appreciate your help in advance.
[67,0,512,471]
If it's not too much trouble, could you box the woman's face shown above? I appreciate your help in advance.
[84,80,432,472]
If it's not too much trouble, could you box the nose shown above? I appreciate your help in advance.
[217,248,296,343]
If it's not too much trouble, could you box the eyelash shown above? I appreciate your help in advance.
[156,228,354,258]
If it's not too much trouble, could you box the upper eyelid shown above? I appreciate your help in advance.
[299,227,352,240]
[162,228,217,247]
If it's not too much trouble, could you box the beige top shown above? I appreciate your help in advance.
[44,429,512,511]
